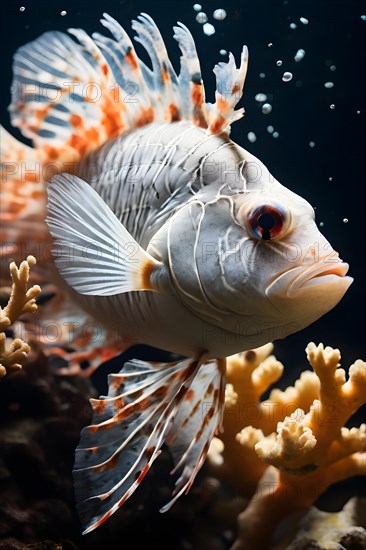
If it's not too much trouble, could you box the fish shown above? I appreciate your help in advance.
[0,12,353,533]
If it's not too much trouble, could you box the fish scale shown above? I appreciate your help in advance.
[1,12,352,534]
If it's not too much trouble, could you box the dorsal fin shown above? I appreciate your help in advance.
[8,12,248,160]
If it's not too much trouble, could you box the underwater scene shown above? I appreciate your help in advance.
[1,1,365,549]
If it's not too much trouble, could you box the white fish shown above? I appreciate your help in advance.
[1,13,352,533]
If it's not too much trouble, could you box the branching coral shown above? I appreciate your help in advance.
[208,342,366,550]
[0,256,41,379]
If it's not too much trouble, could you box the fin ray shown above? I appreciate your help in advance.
[73,355,204,534]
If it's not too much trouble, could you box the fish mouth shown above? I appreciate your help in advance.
[265,255,353,300]
[287,260,350,296]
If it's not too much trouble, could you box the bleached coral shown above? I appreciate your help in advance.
[215,342,366,550]
[0,256,41,378]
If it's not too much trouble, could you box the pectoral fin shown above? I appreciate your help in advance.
[46,174,164,296]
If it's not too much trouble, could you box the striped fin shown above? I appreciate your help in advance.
[207,47,249,134]
[161,358,226,511]
[46,174,165,296]
[73,355,204,534]
[8,13,247,157]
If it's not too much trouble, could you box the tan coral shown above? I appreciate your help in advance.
[0,256,41,379]
[230,343,366,550]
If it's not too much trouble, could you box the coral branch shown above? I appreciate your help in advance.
[0,256,41,379]
[228,342,366,549]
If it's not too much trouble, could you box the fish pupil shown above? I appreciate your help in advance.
[257,212,275,230]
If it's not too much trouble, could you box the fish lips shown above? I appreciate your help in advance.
[265,259,353,305]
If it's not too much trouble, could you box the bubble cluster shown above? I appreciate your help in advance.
[213,9,227,21]
[294,49,306,62]
[300,17,309,25]
[203,22,215,35]
[282,72,293,82]
[324,82,334,88]
[276,60,283,66]
[255,93,267,102]
[247,132,257,143]
[196,12,208,23]
[262,103,272,114]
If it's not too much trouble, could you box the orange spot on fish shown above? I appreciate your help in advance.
[24,173,38,183]
[161,67,169,83]
[169,103,181,122]
[217,97,229,111]
[113,396,124,411]
[140,258,156,290]
[68,134,88,156]
[232,83,240,94]
[136,107,154,128]
[92,399,107,414]
[43,145,60,160]
[125,50,138,71]
[209,115,226,135]
[186,389,195,401]
[101,63,109,76]
[70,114,83,128]
[136,464,149,484]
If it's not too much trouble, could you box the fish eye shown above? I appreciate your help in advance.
[239,201,291,240]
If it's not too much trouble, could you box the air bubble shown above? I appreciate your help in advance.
[19,6,25,11]
[343,218,348,223]
[282,72,293,82]
[213,8,227,21]
[276,60,283,66]
[294,49,305,62]
[255,93,267,102]
[300,17,309,25]
[290,23,297,29]
[259,72,266,79]
[309,141,315,148]
[329,177,333,181]
[268,42,273,47]
[361,15,366,21]
[324,82,334,88]
[262,103,272,114]
[60,10,67,16]
[267,125,274,133]
[220,49,227,56]
[330,65,336,71]
[330,104,335,109]
[193,3,202,11]
[356,110,361,114]
[196,12,208,23]
[203,22,215,35]
[319,221,324,227]
[272,131,279,138]
[247,132,257,143]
